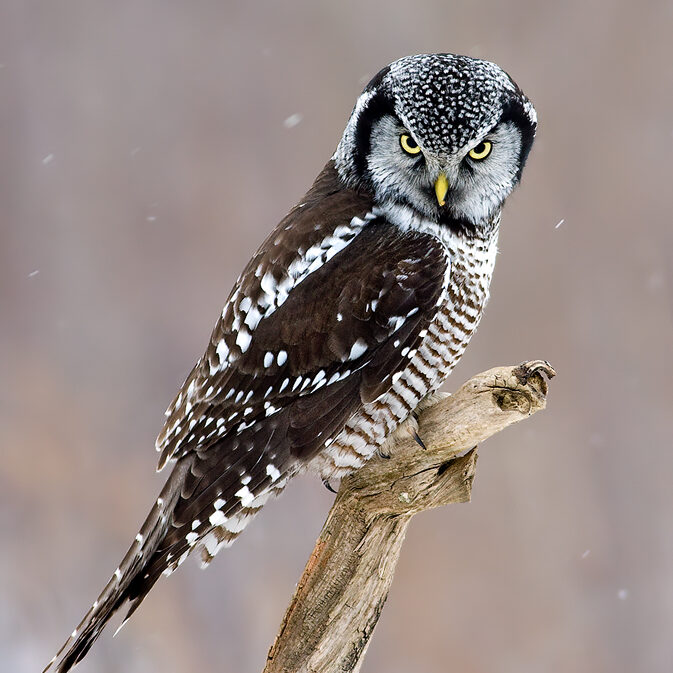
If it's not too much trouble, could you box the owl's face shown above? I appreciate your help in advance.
[334,54,537,230]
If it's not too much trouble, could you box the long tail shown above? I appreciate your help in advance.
[43,458,193,673]
[44,437,294,672]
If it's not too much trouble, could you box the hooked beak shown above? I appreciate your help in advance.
[434,173,449,207]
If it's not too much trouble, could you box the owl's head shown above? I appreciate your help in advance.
[334,54,537,231]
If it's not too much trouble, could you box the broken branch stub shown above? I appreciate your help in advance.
[263,361,555,673]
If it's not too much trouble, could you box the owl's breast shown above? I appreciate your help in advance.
[313,220,500,480]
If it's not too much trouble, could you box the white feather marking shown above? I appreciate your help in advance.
[348,339,368,361]
[260,270,278,297]
[209,510,226,526]
[244,306,262,330]
[203,532,221,557]
[236,329,252,353]
[216,339,229,363]
[277,350,287,366]
[235,485,254,506]
[266,464,281,481]
[264,351,274,367]
[250,490,272,508]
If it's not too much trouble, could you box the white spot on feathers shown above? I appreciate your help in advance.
[348,339,368,361]
[223,513,250,534]
[209,510,227,526]
[235,485,254,506]
[236,329,252,353]
[277,350,287,366]
[260,270,277,297]
[266,464,281,481]
[216,339,229,363]
[264,351,274,367]
[244,306,262,330]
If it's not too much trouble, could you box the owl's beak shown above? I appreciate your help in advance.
[434,174,449,207]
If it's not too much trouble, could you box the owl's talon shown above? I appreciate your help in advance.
[513,360,556,385]
[322,478,337,494]
[377,447,391,459]
[413,431,427,450]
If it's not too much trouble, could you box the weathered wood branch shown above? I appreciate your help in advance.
[263,361,555,673]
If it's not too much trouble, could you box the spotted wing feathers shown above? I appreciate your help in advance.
[45,161,450,673]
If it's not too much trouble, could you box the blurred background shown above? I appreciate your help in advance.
[2,1,672,671]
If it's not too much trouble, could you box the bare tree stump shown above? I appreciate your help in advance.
[263,361,555,673]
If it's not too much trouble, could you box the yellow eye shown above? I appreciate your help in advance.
[400,133,422,155]
[468,140,492,160]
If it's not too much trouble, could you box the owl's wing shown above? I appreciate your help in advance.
[158,216,449,469]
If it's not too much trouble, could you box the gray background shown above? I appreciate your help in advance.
[2,1,672,672]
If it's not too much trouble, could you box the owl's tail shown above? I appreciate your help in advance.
[44,442,293,673]
[43,458,193,673]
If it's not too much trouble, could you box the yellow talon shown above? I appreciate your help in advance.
[434,174,449,206]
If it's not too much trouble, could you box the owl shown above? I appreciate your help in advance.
[45,53,536,672]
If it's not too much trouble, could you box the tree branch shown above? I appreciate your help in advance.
[263,361,555,673]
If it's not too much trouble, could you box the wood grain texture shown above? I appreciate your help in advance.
[263,361,555,673]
